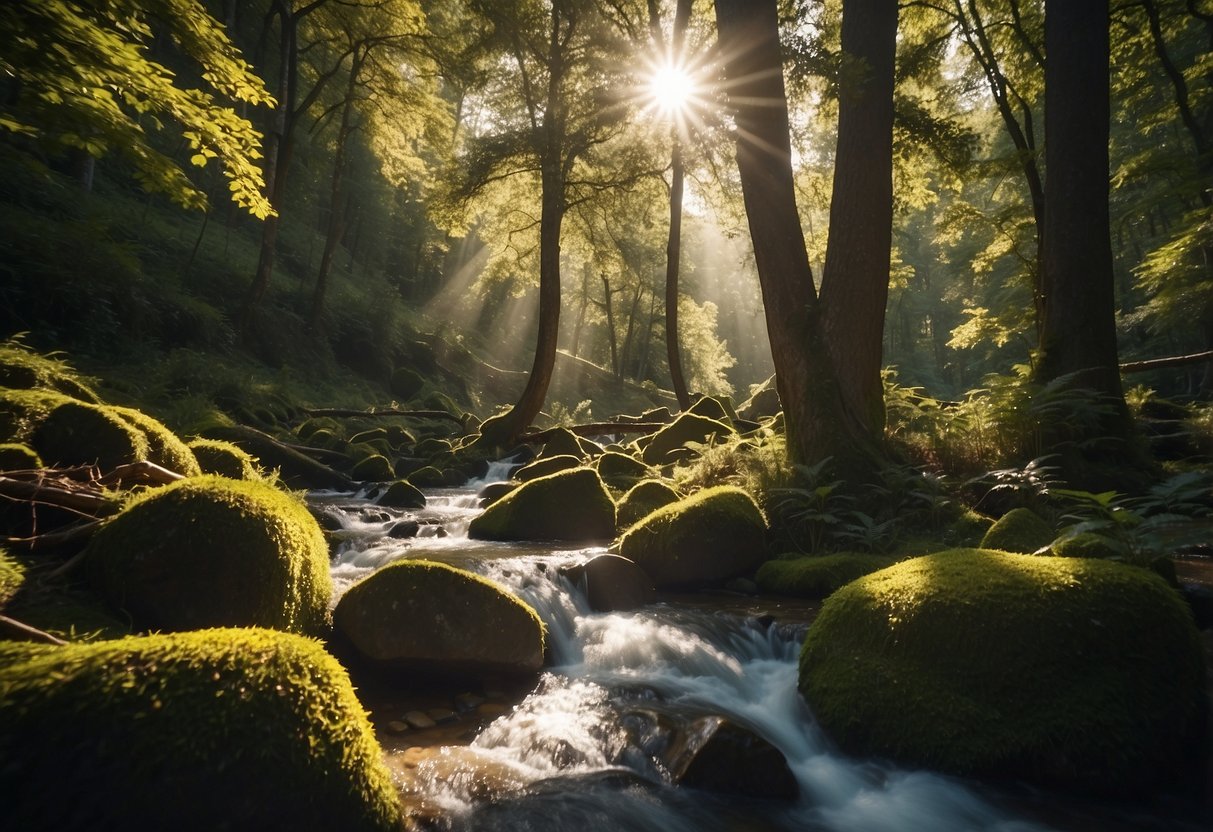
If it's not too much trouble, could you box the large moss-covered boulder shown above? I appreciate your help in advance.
[31,399,149,471]
[200,423,353,490]
[595,450,652,487]
[85,476,331,634]
[0,630,400,831]
[641,413,736,466]
[615,479,681,529]
[515,453,581,482]
[110,405,201,476]
[538,427,587,459]
[334,560,545,677]
[617,486,766,588]
[350,453,394,482]
[686,395,737,426]
[469,468,616,542]
[0,442,40,470]
[0,342,100,403]
[377,479,426,509]
[187,438,260,480]
[800,549,1208,793]
[979,507,1054,553]
[755,553,895,598]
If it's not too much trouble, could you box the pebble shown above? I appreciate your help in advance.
[427,708,459,725]
[404,710,437,729]
[386,720,409,734]
[455,693,485,713]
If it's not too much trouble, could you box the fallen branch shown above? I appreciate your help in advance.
[0,614,67,646]
[0,475,119,516]
[280,441,347,465]
[304,408,464,425]
[98,460,184,487]
[6,519,106,555]
[520,422,667,444]
[1120,350,1213,374]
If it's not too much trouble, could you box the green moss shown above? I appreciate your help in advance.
[349,428,387,446]
[686,395,737,425]
[383,424,415,447]
[187,438,260,480]
[415,436,453,458]
[469,467,616,542]
[407,465,446,487]
[516,454,581,482]
[800,549,1207,793]
[615,479,681,529]
[0,546,26,608]
[979,507,1054,553]
[110,405,201,476]
[296,417,341,442]
[755,553,895,598]
[0,629,399,831]
[378,479,426,509]
[85,475,331,634]
[0,442,40,470]
[334,560,545,675]
[32,399,150,471]
[0,341,100,403]
[390,366,426,400]
[595,450,652,487]
[617,486,767,588]
[538,427,592,460]
[641,413,736,466]
[1049,531,1127,560]
[350,453,394,482]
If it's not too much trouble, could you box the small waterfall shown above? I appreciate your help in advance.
[465,456,519,489]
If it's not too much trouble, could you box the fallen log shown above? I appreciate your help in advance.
[520,422,668,444]
[1120,350,1213,374]
[303,407,464,425]
[0,475,119,517]
[199,424,353,491]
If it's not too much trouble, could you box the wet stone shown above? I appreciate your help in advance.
[386,720,409,734]
[387,520,421,539]
[455,693,485,713]
[359,509,392,524]
[404,710,437,729]
[427,708,459,725]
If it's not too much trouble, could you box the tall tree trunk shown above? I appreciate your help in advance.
[714,0,879,472]
[1036,0,1144,481]
[601,273,620,376]
[570,262,592,358]
[819,0,898,437]
[665,141,691,407]
[621,283,643,378]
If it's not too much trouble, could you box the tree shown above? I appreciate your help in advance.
[713,0,881,470]
[1036,0,1142,479]
[0,0,272,216]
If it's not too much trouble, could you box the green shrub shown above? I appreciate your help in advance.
[469,467,615,542]
[617,486,766,587]
[800,549,1207,793]
[755,553,895,598]
[85,475,331,634]
[0,629,400,831]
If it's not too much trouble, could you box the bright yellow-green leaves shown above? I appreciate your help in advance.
[0,0,274,217]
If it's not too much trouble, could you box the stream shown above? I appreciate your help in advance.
[310,464,1211,832]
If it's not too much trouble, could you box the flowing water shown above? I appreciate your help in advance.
[312,470,1211,832]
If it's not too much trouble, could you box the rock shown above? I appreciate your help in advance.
[1048,531,1126,560]
[334,560,545,677]
[566,554,655,612]
[469,468,616,543]
[755,553,895,598]
[800,549,1208,794]
[85,475,331,635]
[404,710,437,729]
[109,405,201,476]
[187,438,260,480]
[387,520,421,539]
[386,720,409,734]
[0,630,401,831]
[594,450,652,487]
[350,453,394,482]
[427,708,458,725]
[312,508,345,532]
[515,454,581,481]
[377,480,426,509]
[390,367,426,401]
[455,693,485,713]
[477,481,517,508]
[0,442,40,470]
[723,577,758,594]
[408,466,447,487]
[640,413,736,466]
[685,395,737,426]
[30,398,149,471]
[667,716,798,800]
[737,377,781,421]
[617,486,766,588]
[979,506,1054,553]
[616,479,681,529]
[359,509,392,523]
[201,424,353,490]
[349,428,388,446]
[538,427,586,459]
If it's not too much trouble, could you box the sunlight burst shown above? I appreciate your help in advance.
[648,62,695,118]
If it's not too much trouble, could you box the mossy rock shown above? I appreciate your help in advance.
[469,468,616,542]
[308,428,345,451]
[296,417,341,442]
[187,438,260,480]
[799,549,1208,793]
[349,428,388,446]
[755,553,896,598]
[390,366,426,400]
[538,427,586,459]
[85,476,331,634]
[617,486,767,588]
[378,479,426,509]
[383,424,416,448]
[407,465,447,488]
[0,629,400,831]
[979,507,1054,553]
[1049,531,1128,560]
[0,442,40,470]
[0,342,100,403]
[0,388,69,442]
[0,546,26,608]
[416,437,453,458]
[350,453,394,483]
[110,405,201,476]
[738,377,781,421]
[334,560,545,677]
[477,481,517,508]
[31,399,150,471]
[595,451,652,487]
[641,413,736,466]
[516,454,581,482]
[616,479,681,529]
[201,425,353,491]
[686,395,737,426]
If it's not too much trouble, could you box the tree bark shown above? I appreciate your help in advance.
[601,273,620,376]
[665,141,691,407]
[819,0,898,438]
[714,0,879,471]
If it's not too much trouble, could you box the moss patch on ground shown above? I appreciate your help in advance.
[799,549,1207,793]
[617,486,766,588]
[85,475,331,634]
[0,629,399,831]
[469,467,616,542]
[755,553,895,598]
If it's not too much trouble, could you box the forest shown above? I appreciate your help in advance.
[1,1,1212,830]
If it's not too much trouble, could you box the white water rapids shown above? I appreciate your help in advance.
[312,473,1205,832]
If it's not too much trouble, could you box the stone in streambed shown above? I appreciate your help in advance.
[668,716,797,800]
[334,559,545,678]
[377,479,426,509]
[469,468,615,543]
[562,554,655,613]
[615,479,681,529]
